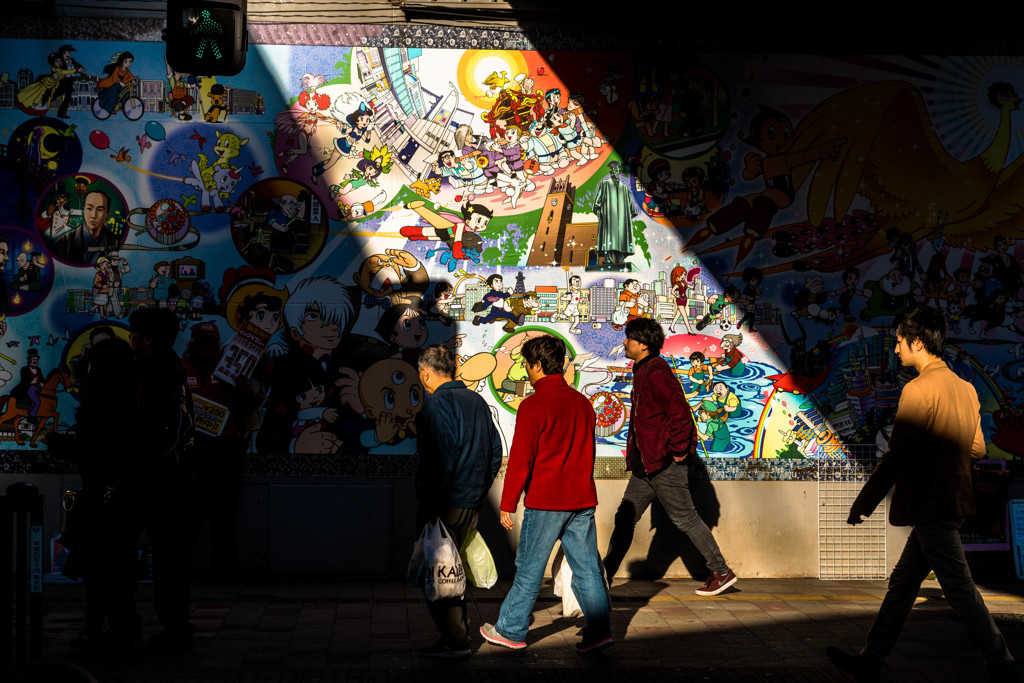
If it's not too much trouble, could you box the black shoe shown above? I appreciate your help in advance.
[419,639,471,659]
[576,629,613,654]
[825,646,881,682]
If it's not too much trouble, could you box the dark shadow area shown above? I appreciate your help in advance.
[11,577,1024,682]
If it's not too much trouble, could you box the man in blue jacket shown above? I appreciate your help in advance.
[415,344,503,658]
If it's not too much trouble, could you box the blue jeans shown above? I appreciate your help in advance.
[495,507,610,643]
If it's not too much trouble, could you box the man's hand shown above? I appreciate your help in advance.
[500,510,514,530]
[847,508,866,525]
[672,453,688,463]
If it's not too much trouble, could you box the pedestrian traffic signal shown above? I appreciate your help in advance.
[164,0,248,76]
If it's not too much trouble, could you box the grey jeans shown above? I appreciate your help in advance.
[603,460,728,579]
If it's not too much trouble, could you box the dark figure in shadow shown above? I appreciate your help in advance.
[45,338,144,652]
[181,322,259,575]
[130,307,197,654]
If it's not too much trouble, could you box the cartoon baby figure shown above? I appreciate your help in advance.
[337,358,423,454]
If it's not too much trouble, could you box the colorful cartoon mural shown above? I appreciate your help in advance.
[1,37,1023,464]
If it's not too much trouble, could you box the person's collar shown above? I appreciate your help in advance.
[632,352,657,371]
[531,374,565,390]
[434,378,462,392]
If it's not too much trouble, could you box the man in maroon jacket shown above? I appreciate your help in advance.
[480,334,613,654]
[603,317,737,596]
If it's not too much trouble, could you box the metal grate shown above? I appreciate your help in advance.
[818,456,888,580]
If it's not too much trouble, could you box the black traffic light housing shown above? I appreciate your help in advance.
[164,0,248,76]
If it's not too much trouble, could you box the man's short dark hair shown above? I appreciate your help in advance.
[625,317,664,355]
[85,189,111,211]
[130,307,180,348]
[419,343,456,380]
[521,335,565,376]
[893,304,946,357]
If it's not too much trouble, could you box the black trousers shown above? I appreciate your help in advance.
[144,471,195,636]
[863,517,1012,669]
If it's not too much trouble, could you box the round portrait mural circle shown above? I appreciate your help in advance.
[7,117,84,179]
[36,173,128,267]
[0,226,57,316]
[61,321,131,396]
[230,178,328,274]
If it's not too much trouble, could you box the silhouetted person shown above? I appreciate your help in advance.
[182,321,258,575]
[415,344,502,658]
[827,304,1015,682]
[603,317,737,595]
[45,338,143,653]
[130,307,197,653]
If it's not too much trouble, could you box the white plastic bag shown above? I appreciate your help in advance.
[423,520,466,601]
[552,548,609,617]
[553,554,584,617]
[460,528,498,589]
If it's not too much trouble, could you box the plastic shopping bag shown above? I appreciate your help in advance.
[552,547,609,618]
[553,554,584,617]
[423,519,466,602]
[459,528,498,589]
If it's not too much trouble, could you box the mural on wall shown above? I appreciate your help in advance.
[1,37,1023,466]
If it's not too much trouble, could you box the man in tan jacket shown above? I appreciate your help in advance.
[827,305,1015,682]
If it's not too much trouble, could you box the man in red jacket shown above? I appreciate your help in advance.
[603,317,737,596]
[480,335,612,654]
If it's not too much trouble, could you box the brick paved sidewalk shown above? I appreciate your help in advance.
[8,577,1024,682]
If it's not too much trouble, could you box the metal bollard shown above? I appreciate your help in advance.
[2,482,45,661]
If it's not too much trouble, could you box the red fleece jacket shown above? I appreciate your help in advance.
[500,374,598,512]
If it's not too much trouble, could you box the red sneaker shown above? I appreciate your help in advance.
[695,569,737,596]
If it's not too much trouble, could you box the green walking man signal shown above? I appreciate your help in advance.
[164,0,248,76]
